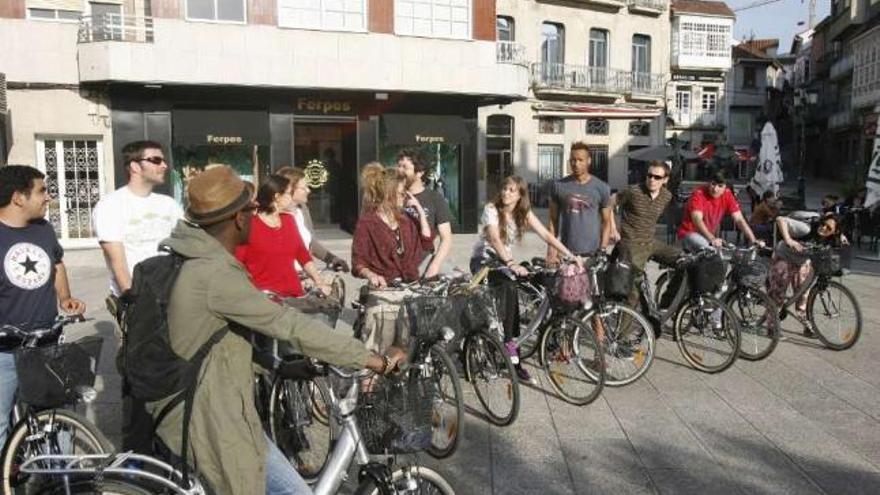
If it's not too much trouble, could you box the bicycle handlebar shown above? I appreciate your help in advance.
[0,314,88,342]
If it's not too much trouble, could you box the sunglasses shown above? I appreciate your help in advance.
[646,173,666,181]
[139,156,167,165]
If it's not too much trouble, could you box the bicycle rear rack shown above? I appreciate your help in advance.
[19,452,206,494]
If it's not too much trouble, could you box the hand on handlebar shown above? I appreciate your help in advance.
[786,239,804,253]
[710,237,724,248]
[329,256,350,273]
[752,239,766,249]
[366,346,408,375]
[511,264,529,277]
[368,273,387,289]
[60,297,86,315]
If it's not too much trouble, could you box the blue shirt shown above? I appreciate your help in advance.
[0,220,63,331]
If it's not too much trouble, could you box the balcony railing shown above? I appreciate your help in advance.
[669,110,724,128]
[531,64,665,97]
[628,0,667,13]
[497,41,528,66]
[78,14,154,43]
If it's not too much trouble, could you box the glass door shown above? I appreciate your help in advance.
[293,121,358,230]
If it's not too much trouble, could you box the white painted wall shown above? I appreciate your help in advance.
[0,19,81,84]
[76,18,529,97]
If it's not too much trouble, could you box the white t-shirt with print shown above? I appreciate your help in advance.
[471,204,518,262]
[92,186,183,295]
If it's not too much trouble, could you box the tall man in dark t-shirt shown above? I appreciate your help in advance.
[397,148,453,278]
[547,142,613,264]
[0,165,86,445]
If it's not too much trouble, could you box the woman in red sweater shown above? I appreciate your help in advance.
[235,174,331,298]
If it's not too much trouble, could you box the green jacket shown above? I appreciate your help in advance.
[149,220,371,495]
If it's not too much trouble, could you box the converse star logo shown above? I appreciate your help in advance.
[4,242,52,290]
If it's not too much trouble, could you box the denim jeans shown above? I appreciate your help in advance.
[265,435,312,495]
[681,232,712,252]
[0,352,18,448]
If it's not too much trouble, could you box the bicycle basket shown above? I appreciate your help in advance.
[687,254,726,294]
[553,263,590,308]
[811,250,842,276]
[398,295,447,349]
[356,371,435,454]
[14,335,102,408]
[732,258,769,288]
[600,259,635,300]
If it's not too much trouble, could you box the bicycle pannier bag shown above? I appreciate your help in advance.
[555,263,590,307]
[688,254,726,293]
[602,259,634,300]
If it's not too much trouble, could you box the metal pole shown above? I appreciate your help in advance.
[798,113,806,209]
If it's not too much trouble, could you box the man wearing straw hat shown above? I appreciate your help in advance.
[151,165,404,495]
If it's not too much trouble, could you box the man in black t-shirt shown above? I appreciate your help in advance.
[0,165,86,445]
[397,148,453,278]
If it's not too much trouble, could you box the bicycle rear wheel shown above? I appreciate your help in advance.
[354,466,455,495]
[579,304,655,387]
[268,376,333,482]
[464,330,520,426]
[674,296,741,373]
[2,409,113,495]
[425,345,463,459]
[540,315,604,405]
[807,280,862,350]
[725,286,779,361]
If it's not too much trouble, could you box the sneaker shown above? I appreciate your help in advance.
[504,340,520,365]
[803,326,816,339]
[515,365,536,384]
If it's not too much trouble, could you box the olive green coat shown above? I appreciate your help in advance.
[149,221,371,495]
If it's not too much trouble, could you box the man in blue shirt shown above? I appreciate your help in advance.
[0,165,85,445]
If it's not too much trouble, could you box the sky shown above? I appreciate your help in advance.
[727,0,832,54]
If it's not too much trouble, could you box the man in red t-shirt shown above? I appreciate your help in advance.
[677,171,762,250]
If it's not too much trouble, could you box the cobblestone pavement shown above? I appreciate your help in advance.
[60,225,880,495]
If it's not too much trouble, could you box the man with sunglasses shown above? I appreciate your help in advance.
[92,140,182,454]
[609,162,680,335]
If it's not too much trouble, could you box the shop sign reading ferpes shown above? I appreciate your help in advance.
[296,98,353,114]
[415,135,444,143]
[206,135,243,145]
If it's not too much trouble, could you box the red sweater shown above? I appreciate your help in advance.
[677,185,741,239]
[351,211,434,282]
[235,213,311,297]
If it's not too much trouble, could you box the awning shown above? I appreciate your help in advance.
[382,114,471,145]
[533,102,662,119]
[172,109,270,147]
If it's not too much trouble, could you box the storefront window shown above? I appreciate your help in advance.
[379,142,462,225]
[171,144,271,204]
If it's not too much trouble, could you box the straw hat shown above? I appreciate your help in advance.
[185,165,253,226]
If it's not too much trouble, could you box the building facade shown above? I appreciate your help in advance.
[478,0,670,204]
[727,39,784,148]
[1,0,528,241]
[665,0,734,154]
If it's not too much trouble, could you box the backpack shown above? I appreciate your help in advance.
[118,247,227,484]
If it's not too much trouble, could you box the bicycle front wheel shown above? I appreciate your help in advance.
[464,331,520,426]
[807,280,862,350]
[579,304,656,387]
[268,376,333,482]
[725,286,780,361]
[674,296,741,373]
[540,315,605,405]
[2,409,113,495]
[354,466,455,495]
[425,345,463,459]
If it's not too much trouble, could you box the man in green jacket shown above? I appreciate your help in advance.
[151,165,402,495]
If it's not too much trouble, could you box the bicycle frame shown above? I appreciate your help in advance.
[775,262,841,328]
[638,266,691,326]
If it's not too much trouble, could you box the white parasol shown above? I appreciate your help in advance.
[749,122,784,196]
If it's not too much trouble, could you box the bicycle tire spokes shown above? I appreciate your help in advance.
[675,298,740,373]
[540,316,604,405]
[582,305,656,387]
[465,332,519,426]
[809,282,862,350]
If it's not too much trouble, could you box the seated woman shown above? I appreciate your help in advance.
[351,163,433,353]
[235,174,331,301]
[749,190,780,244]
[470,176,582,382]
[275,166,350,274]
[769,212,847,338]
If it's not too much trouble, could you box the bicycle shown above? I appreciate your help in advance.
[352,281,463,459]
[412,271,521,427]
[773,242,862,350]
[486,257,605,404]
[19,363,456,495]
[716,243,780,360]
[0,314,112,495]
[638,248,742,373]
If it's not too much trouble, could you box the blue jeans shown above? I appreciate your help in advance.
[265,435,312,495]
[681,232,712,252]
[0,352,18,448]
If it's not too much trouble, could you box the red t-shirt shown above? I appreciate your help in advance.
[235,213,311,298]
[677,185,741,239]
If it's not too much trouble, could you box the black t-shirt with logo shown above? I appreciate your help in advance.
[0,220,63,331]
[404,189,452,235]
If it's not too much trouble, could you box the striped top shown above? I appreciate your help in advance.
[617,184,672,244]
